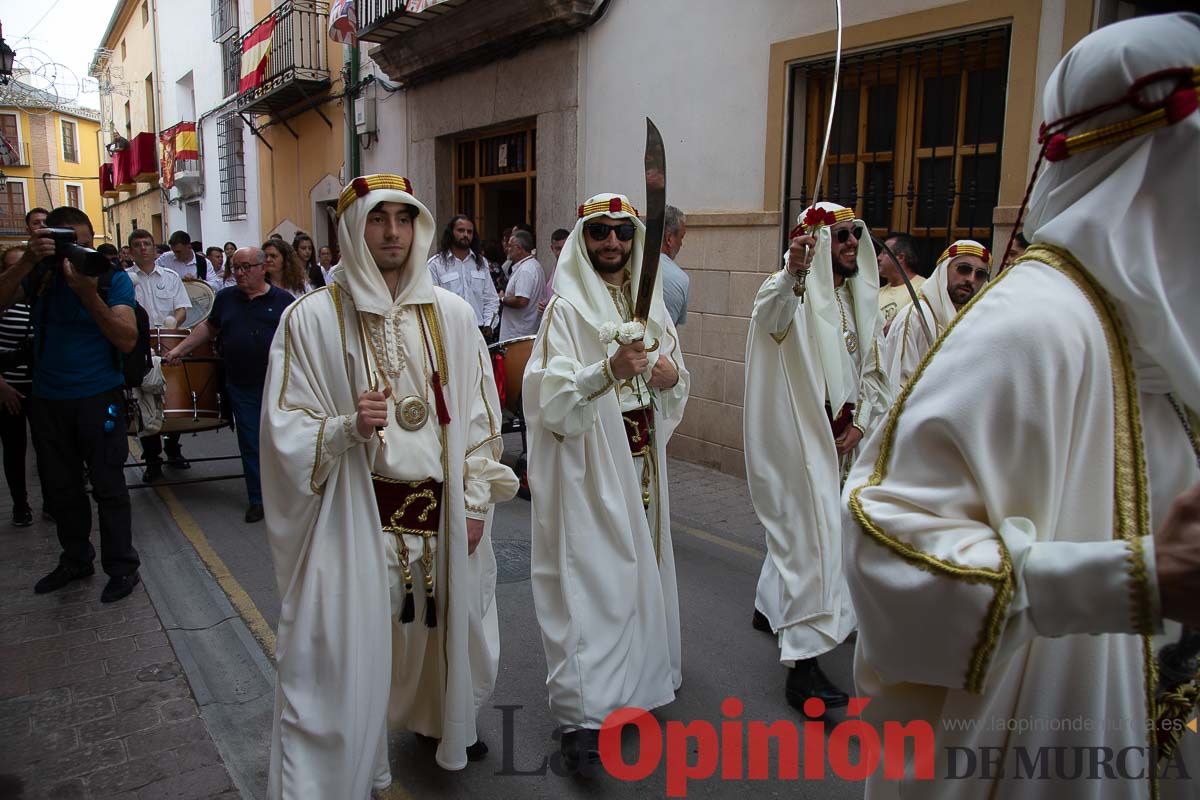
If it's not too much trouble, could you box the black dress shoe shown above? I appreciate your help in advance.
[752,608,774,634]
[466,739,488,762]
[142,463,164,484]
[101,573,140,603]
[785,657,850,712]
[165,454,191,469]
[34,562,95,594]
[244,504,264,523]
[12,506,33,527]
[560,728,601,777]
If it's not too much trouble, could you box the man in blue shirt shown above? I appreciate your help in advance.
[164,246,293,523]
[0,206,142,603]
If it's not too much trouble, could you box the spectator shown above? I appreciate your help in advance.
[498,229,545,340]
[262,238,308,298]
[97,243,121,270]
[427,215,499,339]
[24,208,48,238]
[660,205,691,327]
[0,246,36,526]
[205,246,225,278]
[156,230,208,283]
[876,232,926,329]
[223,240,237,268]
[293,232,324,289]
[118,245,133,269]
[164,247,293,522]
[126,228,192,480]
[317,245,336,286]
[539,228,570,313]
[0,206,141,602]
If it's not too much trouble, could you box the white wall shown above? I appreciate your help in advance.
[359,51,411,182]
[155,0,262,249]
[579,0,982,214]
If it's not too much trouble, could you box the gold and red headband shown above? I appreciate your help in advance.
[578,197,639,219]
[1041,66,1198,162]
[801,205,855,231]
[939,242,991,267]
[336,174,415,219]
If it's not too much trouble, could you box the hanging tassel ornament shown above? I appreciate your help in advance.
[399,557,415,624]
[430,374,452,426]
[423,572,437,628]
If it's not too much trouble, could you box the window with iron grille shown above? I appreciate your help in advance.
[212,0,239,42]
[218,114,247,221]
[785,26,1011,273]
[221,35,241,99]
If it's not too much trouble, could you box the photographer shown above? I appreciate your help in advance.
[0,206,141,603]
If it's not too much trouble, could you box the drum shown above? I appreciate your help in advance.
[488,336,536,416]
[182,280,216,329]
[150,327,225,433]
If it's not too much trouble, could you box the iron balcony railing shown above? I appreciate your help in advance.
[237,0,331,115]
[357,0,407,44]
[1,140,31,167]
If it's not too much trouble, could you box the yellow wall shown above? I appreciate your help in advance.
[98,0,166,247]
[1,107,107,245]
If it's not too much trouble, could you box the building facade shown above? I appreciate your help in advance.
[155,0,264,252]
[1,83,106,246]
[352,0,1146,476]
[90,0,168,247]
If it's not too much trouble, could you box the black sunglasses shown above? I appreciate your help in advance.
[834,226,864,244]
[955,262,991,281]
[585,222,637,242]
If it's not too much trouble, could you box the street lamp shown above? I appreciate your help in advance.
[0,24,14,86]
[0,171,8,188]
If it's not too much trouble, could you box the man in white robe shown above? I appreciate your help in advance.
[524,193,689,772]
[883,239,991,389]
[843,15,1200,799]
[744,201,891,710]
[260,174,517,799]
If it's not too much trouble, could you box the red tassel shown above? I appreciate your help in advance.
[1045,133,1070,162]
[431,373,451,426]
[1165,87,1198,124]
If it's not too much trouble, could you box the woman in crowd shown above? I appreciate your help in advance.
[262,238,309,298]
[0,246,37,526]
[210,243,239,291]
[293,232,324,289]
[317,244,336,286]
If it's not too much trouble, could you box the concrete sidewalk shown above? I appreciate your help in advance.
[0,483,240,799]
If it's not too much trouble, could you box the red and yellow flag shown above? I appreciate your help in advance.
[240,16,277,94]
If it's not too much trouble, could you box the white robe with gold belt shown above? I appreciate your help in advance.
[261,282,516,799]
[524,292,689,727]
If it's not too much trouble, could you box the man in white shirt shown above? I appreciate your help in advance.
[155,230,204,282]
[659,205,690,327]
[128,229,192,480]
[427,215,500,339]
[498,229,544,340]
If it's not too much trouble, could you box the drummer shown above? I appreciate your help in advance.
[163,246,293,524]
[127,229,193,482]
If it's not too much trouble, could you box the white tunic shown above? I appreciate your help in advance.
[524,287,689,727]
[843,254,1199,799]
[261,282,516,798]
[745,270,890,663]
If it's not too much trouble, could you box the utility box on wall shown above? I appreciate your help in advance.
[355,93,377,136]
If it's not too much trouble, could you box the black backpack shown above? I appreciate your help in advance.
[98,270,153,388]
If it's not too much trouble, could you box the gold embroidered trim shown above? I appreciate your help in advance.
[586,359,616,402]
[846,257,1019,695]
[465,432,502,458]
[311,417,327,495]
[769,322,792,345]
[465,502,489,516]
[420,304,448,385]
[477,351,498,438]
[540,296,559,370]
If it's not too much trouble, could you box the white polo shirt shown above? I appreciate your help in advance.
[498,255,545,340]
[155,251,200,281]
[127,265,191,327]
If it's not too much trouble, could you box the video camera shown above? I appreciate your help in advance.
[40,228,112,278]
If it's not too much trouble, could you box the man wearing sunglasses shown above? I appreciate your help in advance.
[883,240,991,388]
[744,201,891,713]
[524,193,690,775]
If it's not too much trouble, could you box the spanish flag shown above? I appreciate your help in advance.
[240,15,277,94]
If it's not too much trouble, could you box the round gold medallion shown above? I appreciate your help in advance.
[396,396,429,431]
[843,331,859,354]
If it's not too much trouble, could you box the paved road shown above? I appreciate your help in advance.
[137,427,861,799]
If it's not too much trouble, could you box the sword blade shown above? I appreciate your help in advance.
[809,0,843,207]
[635,117,666,323]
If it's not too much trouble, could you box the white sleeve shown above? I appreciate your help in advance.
[751,268,802,337]
[524,301,615,438]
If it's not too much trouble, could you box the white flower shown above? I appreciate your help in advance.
[617,321,645,345]
[598,321,619,344]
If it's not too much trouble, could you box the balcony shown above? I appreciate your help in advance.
[237,0,331,118]
[367,0,606,88]
[0,140,31,168]
[357,0,466,45]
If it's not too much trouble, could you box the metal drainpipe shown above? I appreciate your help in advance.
[346,45,361,180]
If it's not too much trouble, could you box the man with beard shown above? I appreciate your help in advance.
[525,193,689,773]
[428,215,499,340]
[259,175,517,797]
[744,202,890,710]
[883,239,990,388]
[843,14,1199,798]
